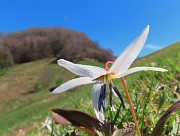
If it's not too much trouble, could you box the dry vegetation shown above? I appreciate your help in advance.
[0,27,114,68]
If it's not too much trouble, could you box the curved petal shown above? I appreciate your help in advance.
[58,59,106,78]
[116,67,168,78]
[92,84,104,122]
[52,77,95,94]
[109,25,149,74]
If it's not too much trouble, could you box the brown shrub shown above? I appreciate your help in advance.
[0,27,114,66]
[0,45,14,68]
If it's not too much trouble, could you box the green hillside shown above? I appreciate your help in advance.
[135,41,180,64]
[0,42,179,135]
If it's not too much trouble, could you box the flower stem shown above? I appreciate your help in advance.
[121,77,141,136]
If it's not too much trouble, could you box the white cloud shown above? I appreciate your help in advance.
[145,44,162,50]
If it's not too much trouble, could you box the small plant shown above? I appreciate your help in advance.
[48,26,179,136]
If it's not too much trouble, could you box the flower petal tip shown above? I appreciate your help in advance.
[144,25,150,33]
[51,88,58,94]
[51,91,56,94]
[146,25,150,29]
[163,69,168,72]
[159,68,168,72]
[158,68,168,72]
[57,59,65,64]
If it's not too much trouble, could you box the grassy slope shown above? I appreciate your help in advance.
[0,42,179,135]
[135,41,180,64]
[0,59,104,135]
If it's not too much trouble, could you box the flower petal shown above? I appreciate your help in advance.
[109,25,149,74]
[92,84,105,122]
[116,67,168,78]
[58,59,106,78]
[52,77,95,94]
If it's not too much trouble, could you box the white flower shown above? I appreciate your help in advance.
[40,116,52,132]
[52,25,167,122]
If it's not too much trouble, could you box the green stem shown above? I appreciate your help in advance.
[140,87,151,132]
[121,77,141,136]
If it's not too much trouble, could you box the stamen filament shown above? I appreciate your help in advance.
[109,83,113,108]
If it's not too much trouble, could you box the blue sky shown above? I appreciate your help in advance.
[0,0,180,57]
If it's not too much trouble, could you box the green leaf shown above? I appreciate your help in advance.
[157,91,165,113]
[112,105,121,130]
[170,120,179,136]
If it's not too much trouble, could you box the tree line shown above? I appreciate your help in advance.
[0,27,114,68]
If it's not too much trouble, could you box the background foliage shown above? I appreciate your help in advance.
[0,27,114,68]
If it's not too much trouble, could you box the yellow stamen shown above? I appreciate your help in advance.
[94,73,115,83]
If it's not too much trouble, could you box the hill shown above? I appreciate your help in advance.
[136,41,180,64]
[0,27,114,68]
[0,42,179,135]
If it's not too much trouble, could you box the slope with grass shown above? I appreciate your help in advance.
[0,58,104,136]
[135,41,180,64]
[0,42,179,135]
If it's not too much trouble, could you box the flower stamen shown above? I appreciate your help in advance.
[94,73,115,83]
[98,84,106,111]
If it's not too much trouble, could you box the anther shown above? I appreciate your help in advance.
[98,84,106,111]
[113,87,125,109]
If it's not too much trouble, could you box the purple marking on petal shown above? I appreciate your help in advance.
[102,84,106,111]
[98,91,102,111]
[98,84,106,111]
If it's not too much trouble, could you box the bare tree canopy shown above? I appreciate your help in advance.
[0,27,114,68]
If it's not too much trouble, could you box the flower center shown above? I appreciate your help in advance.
[95,73,115,83]
[94,61,115,83]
